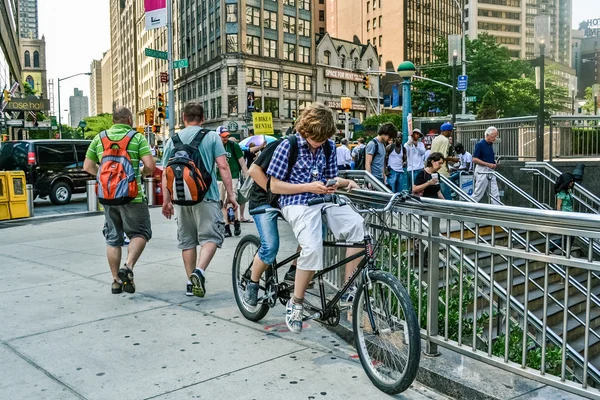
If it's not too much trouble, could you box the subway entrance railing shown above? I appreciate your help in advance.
[328,171,600,399]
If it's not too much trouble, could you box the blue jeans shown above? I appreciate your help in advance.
[440,181,452,200]
[252,204,280,265]
[407,169,422,192]
[388,170,404,193]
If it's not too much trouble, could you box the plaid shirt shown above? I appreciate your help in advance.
[266,133,338,207]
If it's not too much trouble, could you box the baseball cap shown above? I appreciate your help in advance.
[440,122,453,131]
[412,128,424,137]
[216,126,230,137]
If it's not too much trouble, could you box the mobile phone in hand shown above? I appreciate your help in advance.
[326,179,338,187]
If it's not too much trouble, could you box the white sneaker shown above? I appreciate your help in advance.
[285,299,304,334]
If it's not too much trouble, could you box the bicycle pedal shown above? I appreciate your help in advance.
[302,312,322,322]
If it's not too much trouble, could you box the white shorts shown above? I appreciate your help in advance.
[218,179,238,206]
[282,203,364,271]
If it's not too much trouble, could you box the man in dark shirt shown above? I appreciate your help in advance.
[472,126,500,204]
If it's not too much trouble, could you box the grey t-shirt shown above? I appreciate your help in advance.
[367,138,387,180]
[161,126,226,202]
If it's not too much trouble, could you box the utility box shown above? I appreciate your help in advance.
[0,172,9,221]
[7,171,29,219]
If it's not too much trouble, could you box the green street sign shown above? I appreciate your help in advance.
[173,59,189,69]
[465,96,477,103]
[145,48,168,60]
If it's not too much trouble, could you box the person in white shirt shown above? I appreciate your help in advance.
[336,138,353,170]
[404,128,426,190]
[450,143,472,184]
[386,138,406,192]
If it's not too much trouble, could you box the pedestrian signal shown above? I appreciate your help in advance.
[291,110,297,122]
[153,125,161,133]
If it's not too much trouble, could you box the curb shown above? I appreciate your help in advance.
[0,211,102,228]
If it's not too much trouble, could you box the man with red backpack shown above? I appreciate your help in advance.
[161,103,238,297]
[83,107,156,295]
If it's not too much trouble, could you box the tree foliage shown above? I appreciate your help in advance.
[357,113,403,139]
[22,81,37,96]
[83,113,113,139]
[412,33,568,119]
[582,87,597,115]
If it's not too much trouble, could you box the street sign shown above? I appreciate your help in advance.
[465,96,477,102]
[457,75,468,91]
[144,48,168,60]
[160,72,168,83]
[6,119,23,127]
[173,59,189,69]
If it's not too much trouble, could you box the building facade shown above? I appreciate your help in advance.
[101,50,113,113]
[326,0,461,69]
[69,88,89,128]
[89,59,102,116]
[1,0,22,139]
[315,34,379,126]
[579,32,600,98]
[314,0,327,40]
[20,36,47,98]
[173,0,319,136]
[18,0,38,39]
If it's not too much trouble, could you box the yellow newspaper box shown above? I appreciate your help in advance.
[0,172,9,221]
[7,171,29,219]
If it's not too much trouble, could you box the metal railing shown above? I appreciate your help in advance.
[550,116,600,160]
[327,173,600,398]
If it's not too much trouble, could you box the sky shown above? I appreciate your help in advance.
[36,0,596,124]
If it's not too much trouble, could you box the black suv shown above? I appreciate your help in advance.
[0,140,93,205]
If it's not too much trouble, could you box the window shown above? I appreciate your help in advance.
[210,98,216,119]
[263,10,277,30]
[283,73,297,90]
[379,36,382,47]
[256,97,279,117]
[228,66,238,85]
[263,70,279,88]
[210,71,216,91]
[33,51,39,68]
[341,81,346,94]
[299,46,310,63]
[283,0,295,5]
[263,38,277,58]
[367,2,370,12]
[283,15,296,33]
[284,43,296,61]
[353,57,358,69]
[246,6,260,26]
[367,59,374,69]
[319,10,325,21]
[216,72,222,89]
[367,20,370,31]
[37,144,75,164]
[324,50,331,65]
[299,0,310,10]
[246,35,260,55]
[226,4,237,22]
[298,19,310,36]
[226,34,238,52]
[246,68,260,86]
[341,54,346,68]
[298,75,312,92]
[354,82,359,95]
[228,95,238,114]
[373,18,376,29]
[379,16,382,28]
[24,51,30,67]
[284,99,298,118]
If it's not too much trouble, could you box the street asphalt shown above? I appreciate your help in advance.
[0,208,450,400]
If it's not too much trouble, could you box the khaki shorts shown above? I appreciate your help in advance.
[103,202,152,247]
[218,179,238,206]
[175,200,225,250]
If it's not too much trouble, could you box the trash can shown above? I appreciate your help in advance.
[7,171,28,219]
[26,184,34,217]
[144,177,156,206]
[87,180,98,212]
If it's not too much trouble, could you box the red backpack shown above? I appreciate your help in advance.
[96,130,139,205]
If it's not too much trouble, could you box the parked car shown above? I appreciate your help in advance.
[0,140,93,205]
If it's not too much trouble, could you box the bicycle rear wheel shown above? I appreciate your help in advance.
[352,270,421,394]
[232,234,272,322]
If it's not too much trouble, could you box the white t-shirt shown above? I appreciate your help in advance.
[458,151,472,170]
[387,147,404,172]
[336,145,352,166]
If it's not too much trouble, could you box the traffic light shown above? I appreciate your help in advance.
[144,108,155,125]
[157,93,165,119]
[152,125,161,133]
[291,110,297,122]
[3,90,11,103]
[362,75,370,90]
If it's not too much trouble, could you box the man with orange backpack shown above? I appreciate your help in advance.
[161,103,238,297]
[83,107,156,295]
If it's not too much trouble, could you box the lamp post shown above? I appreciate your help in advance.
[453,0,467,115]
[571,87,576,115]
[593,84,599,116]
[452,50,458,124]
[534,15,549,162]
[397,61,416,191]
[57,72,91,139]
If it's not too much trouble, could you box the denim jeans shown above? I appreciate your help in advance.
[388,170,404,193]
[252,204,280,265]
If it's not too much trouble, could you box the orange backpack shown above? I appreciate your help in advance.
[96,130,138,205]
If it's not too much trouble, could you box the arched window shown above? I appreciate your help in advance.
[33,51,40,68]
[324,50,331,65]
[26,75,34,90]
[353,57,359,69]
[24,51,30,67]
[341,55,345,68]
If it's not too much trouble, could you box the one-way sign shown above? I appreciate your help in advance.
[457,75,468,91]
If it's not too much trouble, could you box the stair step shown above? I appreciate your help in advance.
[550,307,600,343]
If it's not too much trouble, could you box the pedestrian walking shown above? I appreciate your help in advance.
[449,143,472,185]
[431,122,459,199]
[386,138,406,193]
[352,137,366,170]
[412,152,445,200]
[161,103,238,297]
[216,126,249,237]
[83,107,155,295]
[472,126,501,204]
[404,128,426,190]
[366,123,398,184]
[337,138,352,170]
[555,172,575,212]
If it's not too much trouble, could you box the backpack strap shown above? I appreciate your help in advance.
[190,128,209,148]
[323,140,332,169]
[171,134,182,146]
[285,134,299,180]
[370,138,379,157]
[100,129,136,151]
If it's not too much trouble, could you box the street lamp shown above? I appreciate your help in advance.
[452,49,458,124]
[57,72,91,139]
[593,84,599,116]
[534,15,550,162]
[397,61,416,190]
[453,0,467,115]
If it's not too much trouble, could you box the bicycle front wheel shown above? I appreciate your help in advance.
[232,234,271,322]
[352,270,421,395]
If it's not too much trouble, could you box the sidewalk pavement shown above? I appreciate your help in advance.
[0,208,450,400]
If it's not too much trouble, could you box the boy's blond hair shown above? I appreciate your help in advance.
[294,103,336,142]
